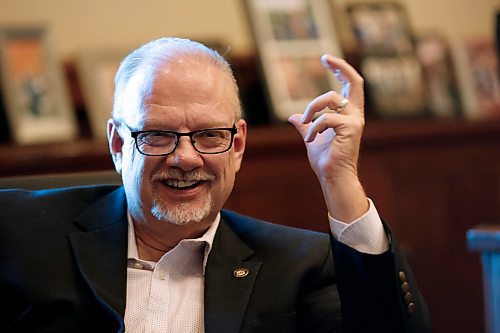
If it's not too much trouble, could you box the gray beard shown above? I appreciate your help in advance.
[151,192,214,226]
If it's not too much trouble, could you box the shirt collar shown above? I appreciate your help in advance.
[127,211,220,275]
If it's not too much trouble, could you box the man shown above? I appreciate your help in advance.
[0,38,430,332]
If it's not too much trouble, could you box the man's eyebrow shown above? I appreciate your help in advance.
[136,121,233,131]
[134,120,166,130]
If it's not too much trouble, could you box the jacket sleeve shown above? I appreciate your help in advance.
[331,225,431,333]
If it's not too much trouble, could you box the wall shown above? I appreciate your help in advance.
[0,0,497,59]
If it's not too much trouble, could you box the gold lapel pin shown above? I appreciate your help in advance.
[233,268,249,278]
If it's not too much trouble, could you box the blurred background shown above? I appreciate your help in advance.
[0,0,496,60]
[0,0,499,332]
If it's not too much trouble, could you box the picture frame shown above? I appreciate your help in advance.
[346,2,427,119]
[415,31,462,118]
[0,26,78,144]
[347,2,413,57]
[76,49,126,139]
[361,55,426,119]
[452,37,500,120]
[244,0,343,122]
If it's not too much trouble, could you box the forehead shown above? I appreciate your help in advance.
[124,56,238,128]
[154,58,232,102]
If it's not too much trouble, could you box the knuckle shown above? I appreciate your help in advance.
[346,115,364,130]
[315,113,328,125]
[337,58,348,66]
[326,91,336,97]
[324,91,337,101]
[354,76,364,85]
[354,117,365,129]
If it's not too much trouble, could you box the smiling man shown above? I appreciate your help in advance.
[0,38,430,332]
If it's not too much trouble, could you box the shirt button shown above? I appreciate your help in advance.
[158,272,166,280]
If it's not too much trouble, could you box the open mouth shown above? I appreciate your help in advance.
[163,179,204,190]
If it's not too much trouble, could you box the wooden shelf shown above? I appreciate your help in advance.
[2,117,498,177]
[0,139,111,177]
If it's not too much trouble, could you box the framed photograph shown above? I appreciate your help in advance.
[415,32,461,118]
[347,2,413,56]
[245,0,343,122]
[76,50,126,139]
[361,55,426,118]
[0,26,78,144]
[346,2,427,118]
[453,37,500,119]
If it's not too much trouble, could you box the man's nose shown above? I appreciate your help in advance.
[166,137,203,170]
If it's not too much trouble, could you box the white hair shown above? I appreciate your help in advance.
[112,37,242,123]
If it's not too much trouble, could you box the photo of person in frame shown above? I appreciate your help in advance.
[279,55,330,99]
[268,2,318,40]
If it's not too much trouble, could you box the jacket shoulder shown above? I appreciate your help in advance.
[221,209,328,236]
[220,209,330,254]
[0,185,121,221]
[0,185,119,203]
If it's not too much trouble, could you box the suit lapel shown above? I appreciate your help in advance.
[67,187,263,332]
[204,215,262,333]
[68,187,128,328]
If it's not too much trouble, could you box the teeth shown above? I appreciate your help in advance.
[165,179,199,188]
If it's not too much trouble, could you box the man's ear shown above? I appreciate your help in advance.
[107,119,124,174]
[232,119,247,173]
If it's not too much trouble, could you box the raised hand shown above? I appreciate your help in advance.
[288,55,368,222]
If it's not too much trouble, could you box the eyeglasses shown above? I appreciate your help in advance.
[127,124,237,156]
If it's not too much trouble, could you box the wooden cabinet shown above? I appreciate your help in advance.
[1,118,500,333]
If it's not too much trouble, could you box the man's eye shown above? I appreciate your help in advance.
[140,133,174,146]
[198,130,225,139]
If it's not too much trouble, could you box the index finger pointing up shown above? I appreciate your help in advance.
[321,54,364,109]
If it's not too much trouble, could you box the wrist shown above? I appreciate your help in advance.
[320,173,368,223]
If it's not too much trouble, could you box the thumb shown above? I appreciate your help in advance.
[288,114,310,140]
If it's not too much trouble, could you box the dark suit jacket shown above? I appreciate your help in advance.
[0,186,430,332]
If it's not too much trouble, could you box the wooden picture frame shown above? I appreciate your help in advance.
[244,0,343,122]
[76,50,126,139]
[0,26,78,144]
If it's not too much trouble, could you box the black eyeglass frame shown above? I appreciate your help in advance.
[128,124,238,157]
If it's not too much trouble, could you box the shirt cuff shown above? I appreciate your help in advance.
[328,198,390,254]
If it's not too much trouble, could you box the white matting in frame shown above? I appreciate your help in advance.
[76,50,126,140]
[245,0,343,122]
[0,26,78,144]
